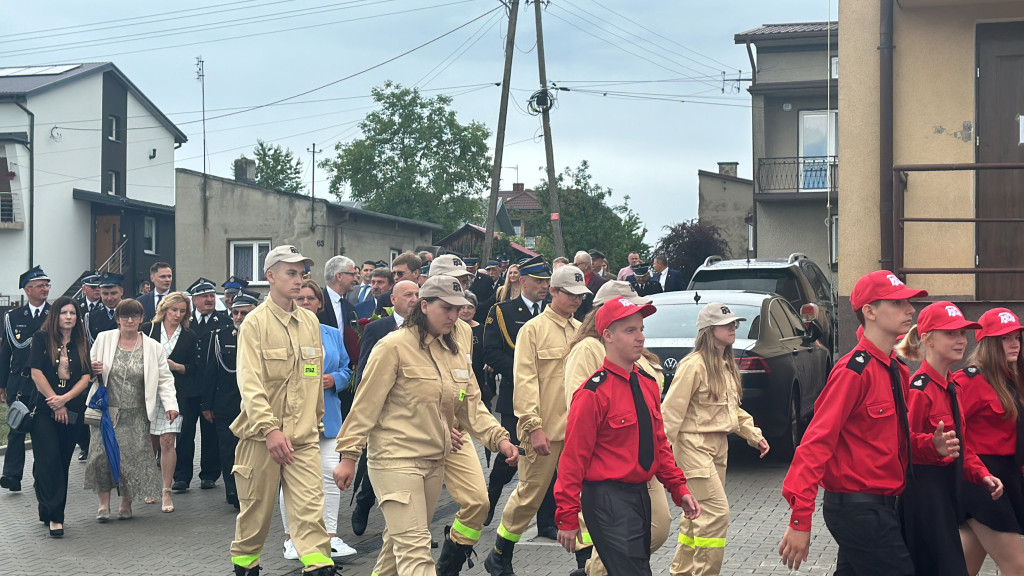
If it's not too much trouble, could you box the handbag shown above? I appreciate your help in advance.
[84,407,102,427]
[6,392,37,434]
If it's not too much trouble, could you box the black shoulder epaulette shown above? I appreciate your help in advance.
[845,350,870,375]
[911,373,932,390]
[637,366,655,382]
[584,370,607,392]
[963,365,981,378]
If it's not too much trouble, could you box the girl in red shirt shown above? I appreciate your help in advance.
[955,308,1024,575]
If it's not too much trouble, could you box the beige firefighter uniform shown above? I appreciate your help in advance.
[563,336,672,576]
[496,307,580,542]
[336,325,509,576]
[662,352,764,576]
[229,298,332,572]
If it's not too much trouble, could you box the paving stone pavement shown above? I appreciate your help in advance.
[0,435,1005,575]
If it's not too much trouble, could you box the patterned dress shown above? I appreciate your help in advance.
[83,346,161,501]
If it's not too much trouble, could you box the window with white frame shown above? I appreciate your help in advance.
[106,170,120,195]
[830,56,839,79]
[390,249,400,266]
[798,110,838,192]
[830,215,839,264]
[143,216,157,254]
[231,240,271,284]
[107,115,120,142]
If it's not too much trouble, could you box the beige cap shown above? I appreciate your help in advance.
[594,280,652,307]
[696,302,747,330]
[428,254,473,278]
[419,274,472,306]
[263,245,313,273]
[550,265,592,296]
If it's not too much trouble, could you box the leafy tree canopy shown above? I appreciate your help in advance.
[654,219,731,282]
[252,139,304,194]
[320,81,492,238]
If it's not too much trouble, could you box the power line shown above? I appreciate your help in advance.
[414,11,504,88]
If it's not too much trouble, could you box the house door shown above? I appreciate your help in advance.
[94,214,120,269]
[977,22,1024,300]
[798,110,837,191]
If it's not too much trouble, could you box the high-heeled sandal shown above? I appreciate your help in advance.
[162,488,174,513]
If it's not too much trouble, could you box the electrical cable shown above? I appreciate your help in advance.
[413,10,503,88]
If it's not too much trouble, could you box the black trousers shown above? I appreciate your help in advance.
[76,417,90,453]
[823,492,915,576]
[2,374,31,482]
[214,415,239,499]
[31,411,80,523]
[898,465,968,576]
[354,449,375,512]
[487,412,557,530]
[173,395,220,484]
[581,480,652,576]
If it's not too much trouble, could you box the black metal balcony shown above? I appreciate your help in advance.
[757,156,838,194]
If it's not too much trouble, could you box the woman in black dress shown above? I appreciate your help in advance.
[29,296,92,537]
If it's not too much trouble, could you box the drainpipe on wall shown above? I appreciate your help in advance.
[15,101,34,270]
[879,0,895,271]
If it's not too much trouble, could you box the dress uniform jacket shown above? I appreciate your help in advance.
[87,305,118,343]
[194,310,231,364]
[483,298,539,415]
[512,307,581,442]
[1,303,50,396]
[336,326,509,467]
[231,299,325,444]
[202,325,242,420]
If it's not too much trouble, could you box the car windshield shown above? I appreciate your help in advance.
[689,269,801,305]
[644,303,763,340]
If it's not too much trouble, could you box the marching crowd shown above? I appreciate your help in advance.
[4,245,1024,576]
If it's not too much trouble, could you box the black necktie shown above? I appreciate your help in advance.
[33,308,39,319]
[887,361,913,476]
[947,382,964,496]
[107,307,114,320]
[629,372,655,471]
[531,303,539,317]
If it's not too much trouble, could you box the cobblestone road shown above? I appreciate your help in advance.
[0,436,1004,575]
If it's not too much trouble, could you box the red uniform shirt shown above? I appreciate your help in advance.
[554,359,690,531]
[954,366,1017,456]
[907,361,990,484]
[782,337,933,531]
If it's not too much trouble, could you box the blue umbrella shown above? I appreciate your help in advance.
[87,381,121,494]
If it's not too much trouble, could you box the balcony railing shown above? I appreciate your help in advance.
[757,156,838,194]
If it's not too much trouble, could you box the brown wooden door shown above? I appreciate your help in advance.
[977,22,1024,300]
[94,214,120,269]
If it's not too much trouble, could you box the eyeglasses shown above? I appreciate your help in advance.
[118,315,142,322]
[296,296,319,303]
[557,289,584,301]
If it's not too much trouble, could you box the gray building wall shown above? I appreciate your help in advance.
[756,202,834,279]
[761,95,832,159]
[756,49,835,84]
[175,169,437,291]
[697,170,752,259]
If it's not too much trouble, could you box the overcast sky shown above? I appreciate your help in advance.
[8,0,838,248]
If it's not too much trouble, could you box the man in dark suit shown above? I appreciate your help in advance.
[0,266,51,491]
[347,260,377,307]
[651,255,685,292]
[348,280,420,536]
[139,261,174,321]
[626,262,664,298]
[471,259,501,323]
[354,267,393,319]
[572,250,607,321]
[481,256,559,533]
[318,255,362,397]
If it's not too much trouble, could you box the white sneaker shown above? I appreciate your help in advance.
[330,536,357,558]
[282,539,299,560]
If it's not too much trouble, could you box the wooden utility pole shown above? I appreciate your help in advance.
[533,0,565,257]
[482,0,520,265]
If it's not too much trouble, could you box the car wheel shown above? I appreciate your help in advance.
[774,387,802,460]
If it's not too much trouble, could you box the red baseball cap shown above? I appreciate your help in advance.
[850,270,928,310]
[916,301,981,334]
[976,308,1024,341]
[596,295,656,334]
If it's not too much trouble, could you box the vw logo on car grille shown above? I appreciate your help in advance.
[663,357,678,369]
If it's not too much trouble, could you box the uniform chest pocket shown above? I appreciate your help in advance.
[451,368,470,402]
[301,347,322,381]
[866,400,894,419]
[989,398,1008,416]
[263,347,290,381]
[537,347,562,363]
[401,366,441,403]
[608,411,638,429]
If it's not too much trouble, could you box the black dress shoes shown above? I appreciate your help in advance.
[201,479,217,490]
[0,476,21,492]
[351,504,370,536]
[171,480,188,493]
[78,451,88,461]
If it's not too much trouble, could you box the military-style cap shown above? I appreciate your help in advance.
[419,274,471,306]
[263,245,313,273]
[519,256,551,279]
[428,254,473,278]
[588,249,606,260]
[499,254,510,264]
[631,262,652,277]
[231,288,260,308]
[19,266,50,289]
[550,265,592,296]
[374,260,388,269]
[697,302,748,331]
[464,256,480,266]
[484,260,500,270]
[82,273,102,287]
[97,272,124,288]
[594,280,651,307]
[223,276,249,295]
[187,277,217,296]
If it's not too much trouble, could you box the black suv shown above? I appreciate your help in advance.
[687,253,837,358]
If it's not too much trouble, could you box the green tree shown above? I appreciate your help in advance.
[654,219,731,282]
[252,140,304,194]
[527,160,648,267]
[320,81,492,238]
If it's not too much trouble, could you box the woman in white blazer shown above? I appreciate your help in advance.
[83,299,178,521]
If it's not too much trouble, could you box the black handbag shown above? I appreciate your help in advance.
[6,391,37,434]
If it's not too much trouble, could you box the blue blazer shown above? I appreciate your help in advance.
[663,268,685,292]
[320,324,352,438]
